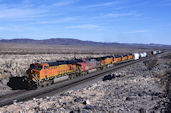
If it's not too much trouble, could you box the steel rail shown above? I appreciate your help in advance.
[0,90,27,101]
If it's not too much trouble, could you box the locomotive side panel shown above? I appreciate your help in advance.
[128,54,134,60]
[114,56,122,63]
[104,57,114,65]
[121,55,128,62]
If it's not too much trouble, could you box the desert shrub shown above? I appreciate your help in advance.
[0,73,6,79]
[143,58,158,70]
[162,52,171,59]
[166,69,171,76]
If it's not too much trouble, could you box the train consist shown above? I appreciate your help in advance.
[26,50,162,89]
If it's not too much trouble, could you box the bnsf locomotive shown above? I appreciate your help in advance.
[26,50,161,89]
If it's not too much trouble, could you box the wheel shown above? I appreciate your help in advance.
[27,81,38,90]
[46,83,49,86]
[76,73,80,77]
[51,81,54,85]
[69,74,74,79]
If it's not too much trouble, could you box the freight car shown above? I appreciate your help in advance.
[25,50,160,89]
[133,53,140,60]
[152,51,157,55]
[147,51,152,57]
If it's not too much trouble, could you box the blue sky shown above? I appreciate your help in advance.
[0,0,171,45]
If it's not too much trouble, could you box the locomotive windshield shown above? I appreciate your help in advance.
[30,64,42,71]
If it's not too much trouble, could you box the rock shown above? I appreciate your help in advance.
[74,97,84,102]
[46,96,50,99]
[153,105,160,110]
[80,109,89,113]
[62,102,67,106]
[34,106,41,111]
[139,108,146,113]
[60,93,69,96]
[138,91,147,97]
[33,98,36,101]
[125,97,133,101]
[13,100,17,105]
[83,100,90,105]
[138,93,143,97]
[70,111,74,113]
[84,105,94,110]
[151,92,160,96]
[102,74,113,81]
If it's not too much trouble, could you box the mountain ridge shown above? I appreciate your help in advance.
[0,38,170,49]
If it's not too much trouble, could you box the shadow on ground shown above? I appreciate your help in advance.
[7,77,28,90]
[102,74,119,81]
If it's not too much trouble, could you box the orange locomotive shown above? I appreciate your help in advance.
[113,55,122,63]
[128,53,134,61]
[121,53,134,62]
[100,56,114,68]
[121,55,128,62]
[26,60,79,89]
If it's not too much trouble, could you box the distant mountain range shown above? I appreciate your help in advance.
[0,38,170,49]
[0,38,105,46]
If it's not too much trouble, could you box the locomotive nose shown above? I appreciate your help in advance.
[26,69,31,74]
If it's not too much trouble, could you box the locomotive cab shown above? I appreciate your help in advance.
[27,63,50,78]
[26,63,49,89]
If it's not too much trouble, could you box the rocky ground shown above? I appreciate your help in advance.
[0,52,170,113]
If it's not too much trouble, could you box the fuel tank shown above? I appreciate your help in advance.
[53,75,69,83]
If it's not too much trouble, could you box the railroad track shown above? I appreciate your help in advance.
[0,90,27,101]
[0,54,161,107]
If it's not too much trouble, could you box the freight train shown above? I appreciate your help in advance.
[26,50,162,89]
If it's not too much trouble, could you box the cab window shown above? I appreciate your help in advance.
[37,66,42,70]
[30,64,35,69]
[30,64,42,71]
[44,66,48,69]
